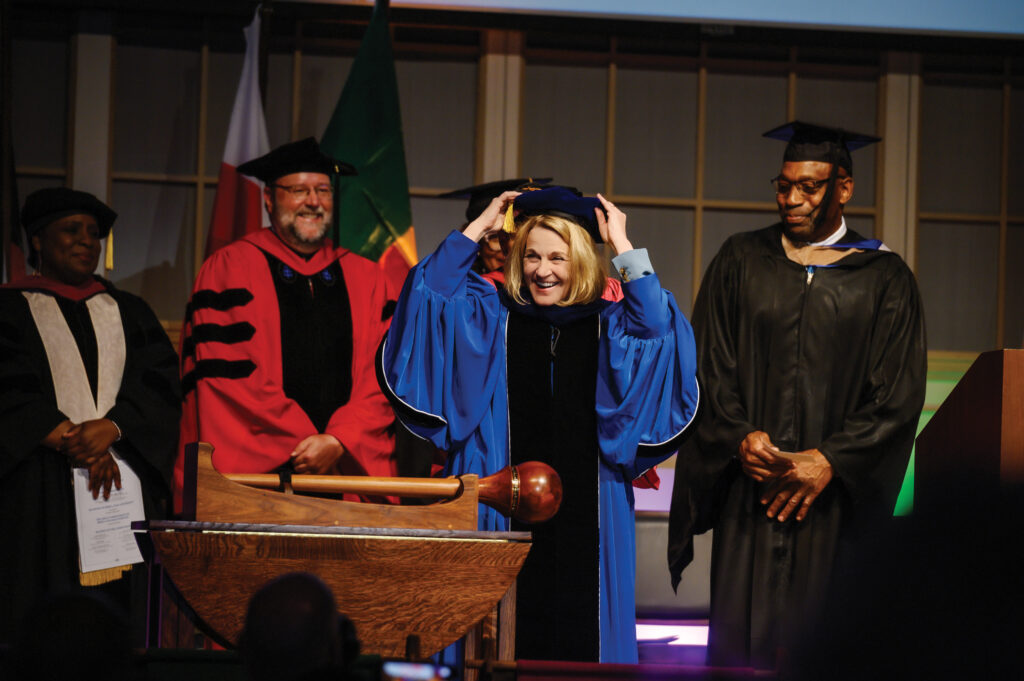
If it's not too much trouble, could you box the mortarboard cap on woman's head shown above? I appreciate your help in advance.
[512,185,605,243]
[237,137,356,184]
[20,187,117,240]
[439,177,553,221]
[763,121,881,175]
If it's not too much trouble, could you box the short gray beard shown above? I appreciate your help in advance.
[273,205,331,246]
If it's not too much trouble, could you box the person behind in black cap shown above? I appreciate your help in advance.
[174,138,396,509]
[379,186,699,664]
[667,121,927,672]
[443,179,628,305]
[439,177,552,275]
[0,187,180,644]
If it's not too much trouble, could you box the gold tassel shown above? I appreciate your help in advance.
[502,184,544,235]
[79,564,131,587]
[104,231,114,271]
[502,203,516,234]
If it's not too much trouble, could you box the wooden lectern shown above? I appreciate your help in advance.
[135,443,561,663]
[915,349,1024,511]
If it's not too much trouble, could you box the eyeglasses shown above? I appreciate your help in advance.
[272,183,334,200]
[482,232,510,248]
[770,177,830,197]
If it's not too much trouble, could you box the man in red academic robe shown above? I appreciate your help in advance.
[174,138,395,511]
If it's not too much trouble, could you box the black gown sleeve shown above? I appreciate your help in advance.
[689,237,761,457]
[668,237,749,587]
[0,291,66,479]
[816,259,927,510]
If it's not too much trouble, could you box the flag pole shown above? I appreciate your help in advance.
[202,5,271,258]
[320,0,416,290]
[258,0,272,109]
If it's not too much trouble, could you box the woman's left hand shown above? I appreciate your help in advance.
[595,193,633,255]
[62,418,120,466]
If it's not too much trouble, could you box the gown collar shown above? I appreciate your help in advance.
[809,219,847,246]
[244,228,345,276]
[1,274,107,302]
[498,287,611,327]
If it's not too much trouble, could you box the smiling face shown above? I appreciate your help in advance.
[31,212,101,285]
[523,227,571,306]
[505,215,605,307]
[775,160,853,244]
[265,171,334,253]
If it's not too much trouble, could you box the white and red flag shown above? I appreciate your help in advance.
[204,6,270,257]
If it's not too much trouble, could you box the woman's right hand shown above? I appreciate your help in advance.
[41,419,74,450]
[463,190,520,243]
[87,452,122,500]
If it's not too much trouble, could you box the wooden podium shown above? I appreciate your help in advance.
[137,443,540,660]
[915,349,1024,510]
[138,519,528,658]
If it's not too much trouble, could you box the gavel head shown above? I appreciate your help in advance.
[477,461,563,524]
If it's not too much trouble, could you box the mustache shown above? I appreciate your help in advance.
[783,205,821,220]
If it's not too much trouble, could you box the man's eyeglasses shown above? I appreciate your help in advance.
[272,183,334,200]
[770,177,831,197]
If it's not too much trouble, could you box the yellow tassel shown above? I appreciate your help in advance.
[502,184,545,235]
[502,203,516,234]
[104,231,114,271]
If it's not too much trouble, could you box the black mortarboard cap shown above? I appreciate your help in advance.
[439,177,553,221]
[236,137,357,183]
[20,187,117,240]
[763,121,880,174]
[512,185,604,243]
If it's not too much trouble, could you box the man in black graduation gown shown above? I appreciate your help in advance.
[668,122,927,671]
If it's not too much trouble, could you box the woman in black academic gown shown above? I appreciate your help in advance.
[0,188,181,644]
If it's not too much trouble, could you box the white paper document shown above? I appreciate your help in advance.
[73,450,145,573]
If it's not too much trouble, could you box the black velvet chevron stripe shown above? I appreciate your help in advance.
[181,322,256,357]
[186,288,254,318]
[182,358,257,395]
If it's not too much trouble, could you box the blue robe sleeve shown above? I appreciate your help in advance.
[596,272,700,480]
[379,231,506,454]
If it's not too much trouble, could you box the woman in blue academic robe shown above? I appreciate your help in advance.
[378,187,699,664]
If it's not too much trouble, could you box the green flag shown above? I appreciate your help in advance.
[321,0,415,284]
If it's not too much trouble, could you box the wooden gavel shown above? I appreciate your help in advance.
[224,461,563,524]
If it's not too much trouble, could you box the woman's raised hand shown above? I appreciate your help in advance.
[463,190,520,243]
[595,193,633,256]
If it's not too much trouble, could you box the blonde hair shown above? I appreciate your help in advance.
[504,215,607,306]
